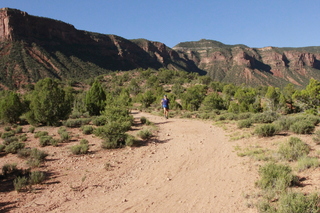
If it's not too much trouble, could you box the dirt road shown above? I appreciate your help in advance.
[48,111,258,213]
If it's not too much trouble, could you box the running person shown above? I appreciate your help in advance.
[161,95,170,119]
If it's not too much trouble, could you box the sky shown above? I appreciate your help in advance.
[1,0,320,48]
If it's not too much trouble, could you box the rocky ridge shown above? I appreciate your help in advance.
[1,8,320,88]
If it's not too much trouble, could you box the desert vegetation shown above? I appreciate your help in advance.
[1,68,320,212]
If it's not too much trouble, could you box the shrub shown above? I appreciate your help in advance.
[3,136,19,145]
[29,171,45,185]
[140,116,147,124]
[60,131,71,142]
[70,144,89,155]
[2,163,17,176]
[0,144,5,152]
[4,141,25,154]
[92,116,107,126]
[238,112,253,120]
[289,121,315,134]
[4,126,11,131]
[15,126,23,134]
[101,135,126,149]
[81,125,94,135]
[34,131,48,138]
[58,126,67,135]
[277,192,320,213]
[256,162,298,191]
[27,148,48,167]
[278,137,310,161]
[137,129,153,140]
[237,119,253,129]
[297,156,320,172]
[313,130,320,145]
[63,118,91,128]
[28,126,35,133]
[80,139,89,145]
[125,134,138,147]
[39,136,57,147]
[252,111,279,123]
[19,134,28,142]
[254,124,277,137]
[13,176,28,192]
[1,131,15,139]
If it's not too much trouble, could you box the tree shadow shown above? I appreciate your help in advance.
[0,201,17,213]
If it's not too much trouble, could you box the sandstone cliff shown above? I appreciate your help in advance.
[1,8,320,89]
[0,8,201,88]
[173,39,320,87]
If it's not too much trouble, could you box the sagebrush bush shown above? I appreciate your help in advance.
[254,124,277,137]
[19,134,28,142]
[277,192,320,213]
[81,125,94,135]
[289,121,315,134]
[4,126,11,131]
[278,137,310,161]
[60,131,71,142]
[237,119,252,129]
[0,144,5,152]
[63,118,91,128]
[27,148,48,167]
[313,130,320,145]
[2,163,17,176]
[297,156,320,172]
[13,176,28,192]
[34,131,48,138]
[28,126,35,133]
[70,144,89,155]
[252,111,279,123]
[140,116,147,124]
[39,136,57,147]
[4,141,25,154]
[1,131,15,139]
[125,134,138,147]
[15,126,23,134]
[256,162,298,192]
[94,121,130,140]
[80,139,89,145]
[29,171,45,185]
[138,129,153,140]
[92,116,107,126]
[3,136,19,145]
[58,126,67,135]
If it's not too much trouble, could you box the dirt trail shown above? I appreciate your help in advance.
[48,111,258,213]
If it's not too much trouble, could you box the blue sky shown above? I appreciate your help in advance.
[2,0,320,48]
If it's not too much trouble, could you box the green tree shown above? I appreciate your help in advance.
[0,91,24,123]
[27,78,72,126]
[200,92,225,111]
[264,86,280,111]
[85,80,106,116]
[140,90,156,108]
[182,85,207,111]
[293,79,320,111]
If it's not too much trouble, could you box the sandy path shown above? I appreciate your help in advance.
[48,111,258,213]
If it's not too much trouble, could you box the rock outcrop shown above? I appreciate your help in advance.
[1,8,320,89]
[173,40,320,87]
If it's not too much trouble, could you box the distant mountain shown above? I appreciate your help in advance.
[1,8,320,89]
[173,39,320,88]
[0,8,203,89]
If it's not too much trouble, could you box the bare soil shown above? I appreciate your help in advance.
[1,111,266,213]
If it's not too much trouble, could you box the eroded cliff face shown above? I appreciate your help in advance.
[1,8,320,89]
[173,40,320,87]
[0,8,201,88]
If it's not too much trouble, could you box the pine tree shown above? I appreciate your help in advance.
[85,80,106,116]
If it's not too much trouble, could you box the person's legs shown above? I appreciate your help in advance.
[165,108,169,119]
